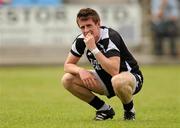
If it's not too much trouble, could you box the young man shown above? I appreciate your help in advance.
[61,8,143,121]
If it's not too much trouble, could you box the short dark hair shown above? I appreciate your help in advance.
[76,8,100,26]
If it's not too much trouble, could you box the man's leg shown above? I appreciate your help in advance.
[61,73,102,102]
[111,72,137,120]
[61,73,115,120]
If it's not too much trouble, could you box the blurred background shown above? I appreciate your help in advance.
[0,0,180,66]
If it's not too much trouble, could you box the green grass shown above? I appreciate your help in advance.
[0,65,180,128]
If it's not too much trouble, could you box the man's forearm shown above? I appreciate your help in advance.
[64,64,81,75]
[93,52,120,76]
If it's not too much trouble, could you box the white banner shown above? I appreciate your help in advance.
[0,4,142,46]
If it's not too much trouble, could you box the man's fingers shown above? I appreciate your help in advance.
[84,38,87,43]
[82,78,97,89]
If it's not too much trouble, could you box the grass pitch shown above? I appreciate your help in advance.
[0,65,180,128]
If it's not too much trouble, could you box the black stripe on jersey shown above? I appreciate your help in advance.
[105,49,120,58]
[70,49,82,57]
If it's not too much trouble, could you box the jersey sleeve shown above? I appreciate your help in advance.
[70,37,86,57]
[106,28,128,58]
[105,39,120,58]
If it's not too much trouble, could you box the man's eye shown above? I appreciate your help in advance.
[80,26,85,30]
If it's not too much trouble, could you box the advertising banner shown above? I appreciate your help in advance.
[0,4,142,47]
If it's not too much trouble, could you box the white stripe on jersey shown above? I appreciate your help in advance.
[71,41,81,56]
[106,39,120,52]
[125,61,132,71]
[101,28,109,40]
[78,34,84,38]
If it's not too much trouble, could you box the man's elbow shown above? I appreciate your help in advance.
[111,68,119,76]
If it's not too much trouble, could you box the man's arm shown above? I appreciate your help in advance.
[64,52,97,87]
[94,53,120,76]
[64,52,82,75]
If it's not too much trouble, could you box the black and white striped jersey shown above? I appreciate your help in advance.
[70,26,143,97]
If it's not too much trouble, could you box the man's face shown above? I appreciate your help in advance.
[77,18,100,42]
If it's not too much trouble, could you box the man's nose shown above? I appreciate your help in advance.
[84,26,90,33]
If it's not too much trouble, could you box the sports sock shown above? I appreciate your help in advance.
[98,103,110,111]
[89,96,105,110]
[123,100,134,112]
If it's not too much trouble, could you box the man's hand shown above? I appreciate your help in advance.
[84,32,96,51]
[78,68,97,88]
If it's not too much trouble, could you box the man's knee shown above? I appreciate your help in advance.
[61,73,74,90]
[111,72,132,92]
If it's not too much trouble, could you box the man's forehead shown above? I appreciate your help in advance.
[78,18,95,25]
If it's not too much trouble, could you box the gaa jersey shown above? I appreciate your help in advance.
[70,26,143,97]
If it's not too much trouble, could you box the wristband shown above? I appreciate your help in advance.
[91,47,100,55]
